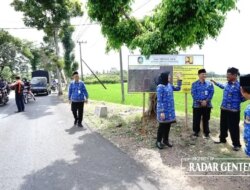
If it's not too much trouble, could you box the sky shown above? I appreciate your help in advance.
[0,0,250,75]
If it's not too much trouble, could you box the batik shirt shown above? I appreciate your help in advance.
[244,104,250,156]
[215,81,245,112]
[191,80,214,108]
[68,81,88,102]
[156,80,182,123]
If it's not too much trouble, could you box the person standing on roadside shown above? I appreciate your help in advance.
[156,72,182,149]
[68,71,89,127]
[11,76,25,113]
[211,67,245,151]
[191,69,214,138]
[240,74,250,157]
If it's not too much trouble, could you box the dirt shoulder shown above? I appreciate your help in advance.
[83,100,249,190]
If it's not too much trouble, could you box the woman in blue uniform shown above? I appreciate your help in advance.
[156,72,182,149]
[240,74,250,156]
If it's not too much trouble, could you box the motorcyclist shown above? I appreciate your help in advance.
[0,79,9,104]
[23,78,36,101]
[51,79,57,91]
[0,78,5,88]
[0,78,9,94]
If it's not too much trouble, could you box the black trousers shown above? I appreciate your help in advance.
[193,107,211,135]
[157,123,171,142]
[71,102,84,124]
[220,109,241,147]
[15,93,25,112]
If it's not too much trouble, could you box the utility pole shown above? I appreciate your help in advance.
[119,48,125,103]
[77,41,87,81]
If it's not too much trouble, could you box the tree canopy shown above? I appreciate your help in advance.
[0,30,32,75]
[87,0,237,55]
[12,0,83,36]
[12,0,83,94]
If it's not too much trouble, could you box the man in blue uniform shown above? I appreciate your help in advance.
[68,71,89,127]
[211,67,245,151]
[191,69,214,138]
[240,74,250,156]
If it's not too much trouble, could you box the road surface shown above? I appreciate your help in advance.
[0,92,158,190]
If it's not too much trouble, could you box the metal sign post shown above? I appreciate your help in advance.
[185,93,188,128]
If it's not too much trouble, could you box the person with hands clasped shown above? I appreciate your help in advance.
[191,69,214,138]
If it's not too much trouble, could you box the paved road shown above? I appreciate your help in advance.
[0,93,159,190]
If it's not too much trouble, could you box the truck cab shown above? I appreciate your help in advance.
[31,70,51,95]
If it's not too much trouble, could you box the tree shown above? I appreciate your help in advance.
[87,0,237,116]
[0,66,12,81]
[12,0,83,95]
[0,30,33,77]
[60,22,79,78]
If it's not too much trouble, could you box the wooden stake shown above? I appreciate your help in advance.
[141,92,146,135]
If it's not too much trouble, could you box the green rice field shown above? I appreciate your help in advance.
[86,83,249,119]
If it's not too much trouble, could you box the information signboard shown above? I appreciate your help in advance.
[128,55,204,93]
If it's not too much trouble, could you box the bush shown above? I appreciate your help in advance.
[84,74,128,84]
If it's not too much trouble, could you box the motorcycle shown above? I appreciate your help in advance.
[23,86,36,104]
[0,86,9,105]
[51,83,57,92]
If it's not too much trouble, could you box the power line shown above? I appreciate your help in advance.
[132,0,153,13]
[75,17,91,41]
[74,16,89,41]
[0,23,99,30]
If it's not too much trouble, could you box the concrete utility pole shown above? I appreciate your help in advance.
[77,41,87,81]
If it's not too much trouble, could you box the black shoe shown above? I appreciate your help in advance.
[204,134,210,139]
[156,142,164,149]
[15,111,21,113]
[232,146,241,151]
[193,133,199,137]
[163,140,173,148]
[78,123,83,128]
[214,140,227,144]
[74,120,77,125]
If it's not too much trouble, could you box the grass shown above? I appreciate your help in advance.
[85,83,249,119]
[85,83,148,107]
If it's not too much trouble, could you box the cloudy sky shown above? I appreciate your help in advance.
[1,0,249,74]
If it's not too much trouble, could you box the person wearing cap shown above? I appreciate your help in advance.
[211,67,245,151]
[240,74,250,156]
[191,69,214,138]
[11,76,25,113]
[68,71,89,127]
[156,72,182,149]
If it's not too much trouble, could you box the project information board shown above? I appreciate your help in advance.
[128,55,204,93]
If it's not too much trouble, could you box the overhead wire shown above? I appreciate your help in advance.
[132,0,153,13]
[0,23,98,30]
